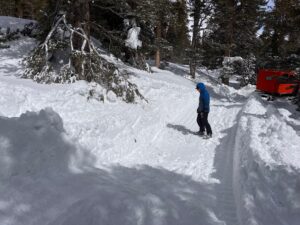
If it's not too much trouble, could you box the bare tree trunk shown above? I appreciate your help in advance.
[190,0,201,79]
[15,0,23,18]
[189,61,196,78]
[155,20,162,68]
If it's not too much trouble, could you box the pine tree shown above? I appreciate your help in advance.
[259,0,300,70]
[0,0,16,16]
[220,56,243,84]
[204,0,266,70]
[0,0,47,19]
[188,0,212,78]
[134,0,175,68]
[234,0,267,57]
[240,54,257,86]
[166,0,190,63]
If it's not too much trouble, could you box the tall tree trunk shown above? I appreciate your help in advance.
[190,0,201,79]
[15,0,23,18]
[155,20,162,68]
[70,0,91,80]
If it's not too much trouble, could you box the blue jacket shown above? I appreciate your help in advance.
[197,83,210,112]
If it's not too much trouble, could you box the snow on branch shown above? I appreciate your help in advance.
[23,14,145,103]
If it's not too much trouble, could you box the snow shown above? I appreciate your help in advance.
[223,56,244,65]
[125,26,142,50]
[235,95,300,225]
[0,17,300,225]
[0,16,35,32]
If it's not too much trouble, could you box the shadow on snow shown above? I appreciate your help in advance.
[0,109,224,225]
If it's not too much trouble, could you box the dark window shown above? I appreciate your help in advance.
[266,76,272,80]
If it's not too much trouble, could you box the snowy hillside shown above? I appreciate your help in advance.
[0,17,300,225]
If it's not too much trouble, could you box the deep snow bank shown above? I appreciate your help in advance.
[0,108,78,178]
[234,95,300,225]
[0,108,227,225]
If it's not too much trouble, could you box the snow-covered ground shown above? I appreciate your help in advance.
[0,17,300,225]
[0,16,35,32]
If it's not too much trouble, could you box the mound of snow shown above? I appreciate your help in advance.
[0,108,69,178]
[0,109,225,225]
[243,95,267,115]
[0,16,35,32]
[234,96,300,225]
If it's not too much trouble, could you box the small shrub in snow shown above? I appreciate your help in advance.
[220,56,243,85]
[220,56,257,87]
[0,27,20,48]
[84,83,105,102]
[0,22,38,49]
[20,22,40,38]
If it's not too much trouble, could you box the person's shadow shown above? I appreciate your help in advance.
[167,124,198,135]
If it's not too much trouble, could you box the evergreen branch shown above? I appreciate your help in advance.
[90,22,124,46]
[92,4,126,19]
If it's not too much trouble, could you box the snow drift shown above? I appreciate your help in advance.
[234,95,300,225]
[0,109,226,225]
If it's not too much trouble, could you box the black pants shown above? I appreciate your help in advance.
[197,112,212,135]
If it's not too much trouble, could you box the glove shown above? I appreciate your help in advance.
[200,112,204,118]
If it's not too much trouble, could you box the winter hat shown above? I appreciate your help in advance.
[196,83,206,91]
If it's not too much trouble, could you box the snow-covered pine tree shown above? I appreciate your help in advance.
[221,55,257,87]
[220,56,243,85]
[240,54,257,87]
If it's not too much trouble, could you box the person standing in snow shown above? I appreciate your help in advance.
[196,83,212,138]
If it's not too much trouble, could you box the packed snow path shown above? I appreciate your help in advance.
[1,30,300,225]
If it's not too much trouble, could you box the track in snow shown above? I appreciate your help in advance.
[154,66,247,225]
[156,87,246,225]
[146,65,249,225]
[213,122,241,225]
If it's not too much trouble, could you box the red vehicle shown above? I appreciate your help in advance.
[256,69,300,95]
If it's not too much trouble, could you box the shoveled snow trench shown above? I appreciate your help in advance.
[165,93,245,225]
[1,34,300,225]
